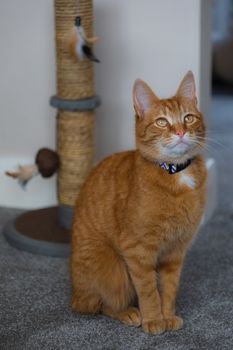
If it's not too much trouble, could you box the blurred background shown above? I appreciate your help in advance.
[211,0,233,214]
[0,0,232,210]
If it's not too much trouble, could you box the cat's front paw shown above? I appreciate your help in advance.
[142,318,166,334]
[118,307,141,327]
[164,315,183,331]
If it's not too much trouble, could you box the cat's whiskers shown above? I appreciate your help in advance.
[193,136,226,156]
[189,138,213,154]
[196,136,225,149]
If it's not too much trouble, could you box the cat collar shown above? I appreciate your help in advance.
[158,158,192,175]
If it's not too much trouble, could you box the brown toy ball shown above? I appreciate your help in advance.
[36,148,60,178]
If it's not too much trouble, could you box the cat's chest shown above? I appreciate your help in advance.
[157,172,203,244]
[146,171,203,235]
[178,171,195,189]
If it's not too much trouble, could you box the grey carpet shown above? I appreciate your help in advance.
[1,93,233,350]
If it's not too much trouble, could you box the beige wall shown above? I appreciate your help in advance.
[0,0,211,208]
[94,0,212,162]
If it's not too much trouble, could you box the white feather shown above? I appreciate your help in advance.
[75,27,85,60]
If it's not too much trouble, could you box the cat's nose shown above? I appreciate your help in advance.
[176,130,185,138]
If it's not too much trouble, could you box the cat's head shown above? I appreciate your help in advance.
[133,71,206,164]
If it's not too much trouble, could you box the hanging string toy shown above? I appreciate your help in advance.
[68,16,100,63]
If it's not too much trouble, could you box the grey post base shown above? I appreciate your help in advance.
[3,207,70,258]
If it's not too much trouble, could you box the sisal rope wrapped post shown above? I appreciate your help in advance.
[51,0,100,228]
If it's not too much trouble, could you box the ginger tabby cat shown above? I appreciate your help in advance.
[71,71,207,334]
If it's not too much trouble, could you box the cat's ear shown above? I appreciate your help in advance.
[176,71,197,103]
[133,79,158,118]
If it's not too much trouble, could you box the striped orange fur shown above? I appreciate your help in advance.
[71,71,207,334]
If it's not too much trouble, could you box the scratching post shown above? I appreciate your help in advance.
[51,0,100,229]
[57,111,94,207]
[3,0,100,257]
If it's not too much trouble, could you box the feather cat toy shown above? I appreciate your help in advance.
[68,16,100,63]
[6,148,59,189]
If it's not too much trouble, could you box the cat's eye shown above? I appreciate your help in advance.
[184,114,196,124]
[155,118,168,128]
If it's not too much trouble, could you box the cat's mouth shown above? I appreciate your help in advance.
[159,141,192,158]
[165,137,192,149]
[175,139,190,146]
[168,143,190,155]
[172,140,192,153]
